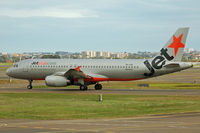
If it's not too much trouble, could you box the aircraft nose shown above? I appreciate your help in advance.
[6,68,12,76]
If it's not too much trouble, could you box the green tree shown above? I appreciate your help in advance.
[41,55,61,59]
[0,56,6,63]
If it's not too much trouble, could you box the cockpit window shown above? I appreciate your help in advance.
[14,64,18,67]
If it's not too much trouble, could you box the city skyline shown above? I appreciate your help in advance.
[0,47,197,55]
[1,48,200,63]
[0,0,200,53]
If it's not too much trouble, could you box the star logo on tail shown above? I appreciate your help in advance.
[168,34,185,56]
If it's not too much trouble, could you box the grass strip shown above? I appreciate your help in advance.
[0,93,200,120]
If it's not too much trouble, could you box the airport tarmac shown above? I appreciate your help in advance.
[1,87,200,133]
[0,112,200,133]
[1,87,200,96]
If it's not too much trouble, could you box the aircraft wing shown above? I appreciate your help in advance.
[54,70,106,79]
[52,66,107,85]
[64,68,87,79]
[52,67,87,79]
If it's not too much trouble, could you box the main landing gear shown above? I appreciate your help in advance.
[27,80,33,89]
[80,85,88,91]
[95,84,102,90]
[80,83,103,91]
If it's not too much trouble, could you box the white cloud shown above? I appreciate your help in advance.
[0,8,99,18]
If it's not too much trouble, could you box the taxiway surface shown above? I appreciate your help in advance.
[1,112,200,133]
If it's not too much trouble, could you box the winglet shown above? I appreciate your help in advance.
[75,66,81,72]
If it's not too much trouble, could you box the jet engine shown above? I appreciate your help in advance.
[45,75,70,87]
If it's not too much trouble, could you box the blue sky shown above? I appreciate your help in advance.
[0,0,199,53]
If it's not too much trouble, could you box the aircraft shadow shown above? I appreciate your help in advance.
[34,88,94,92]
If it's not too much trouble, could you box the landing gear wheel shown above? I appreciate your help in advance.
[95,84,102,90]
[80,85,88,91]
[27,80,33,89]
[27,85,32,89]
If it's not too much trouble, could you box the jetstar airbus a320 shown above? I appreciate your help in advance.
[6,27,193,91]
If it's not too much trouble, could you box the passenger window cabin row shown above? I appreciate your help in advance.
[30,65,139,69]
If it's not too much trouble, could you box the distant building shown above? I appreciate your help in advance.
[12,53,20,57]
[2,52,8,55]
[82,51,96,58]
[111,52,128,59]
[186,48,194,53]
[193,54,200,60]
[2,49,200,62]
[96,51,111,58]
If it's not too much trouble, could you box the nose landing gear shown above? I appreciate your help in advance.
[27,80,33,89]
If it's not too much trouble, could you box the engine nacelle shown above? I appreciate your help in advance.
[45,75,70,87]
